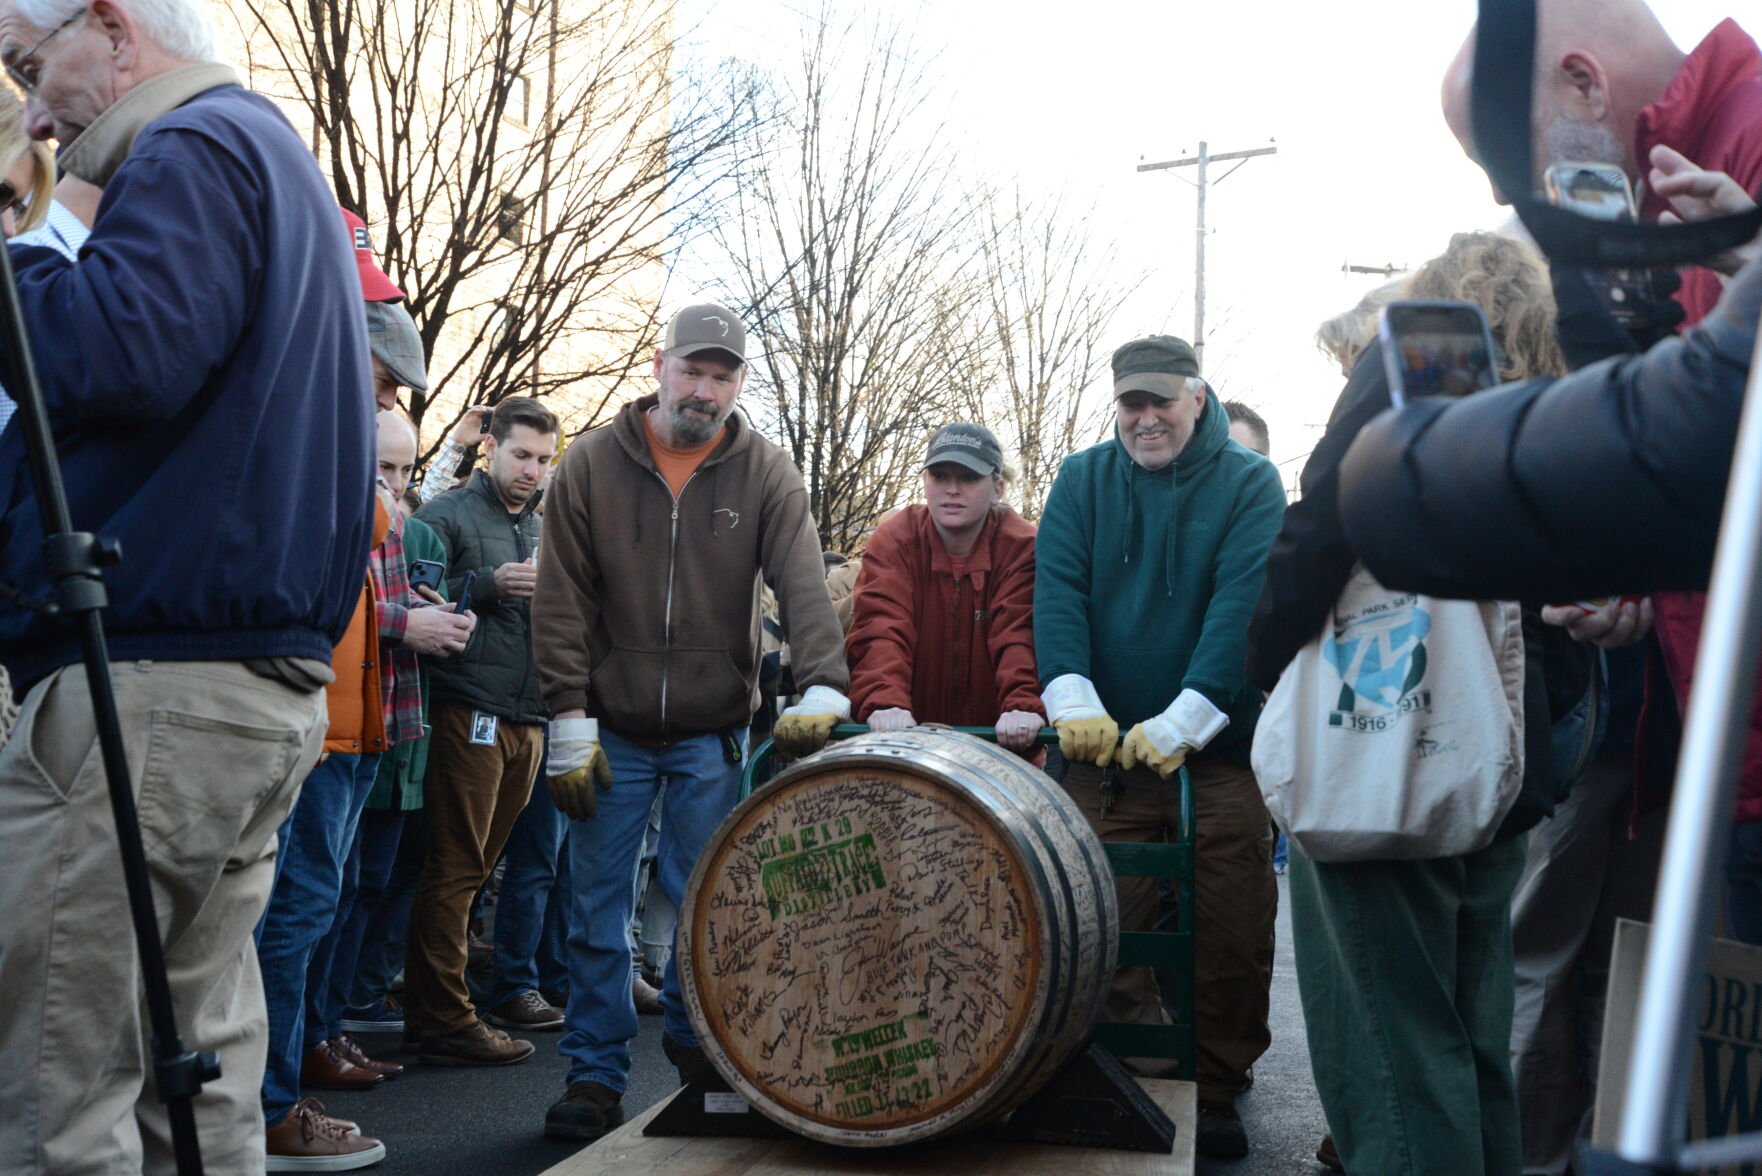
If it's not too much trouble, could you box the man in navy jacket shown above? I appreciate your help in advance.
[0,0,374,1170]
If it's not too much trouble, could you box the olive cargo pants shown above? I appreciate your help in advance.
[1060,754,1276,1102]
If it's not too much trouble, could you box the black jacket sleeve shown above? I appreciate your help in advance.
[1338,254,1762,604]
[1244,342,1394,692]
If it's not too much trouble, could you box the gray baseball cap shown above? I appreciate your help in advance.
[364,299,429,393]
[924,422,1003,475]
[663,302,746,364]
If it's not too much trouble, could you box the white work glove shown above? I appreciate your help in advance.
[1042,674,1119,767]
[773,684,851,759]
[1120,689,1229,779]
[547,717,612,820]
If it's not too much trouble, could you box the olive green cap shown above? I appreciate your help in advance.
[1112,335,1199,400]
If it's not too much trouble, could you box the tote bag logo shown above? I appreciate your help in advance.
[1322,594,1433,733]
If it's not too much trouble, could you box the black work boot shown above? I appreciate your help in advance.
[661,1031,717,1087]
[544,1080,625,1141]
[1196,1099,1250,1159]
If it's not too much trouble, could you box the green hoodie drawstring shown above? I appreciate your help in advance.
[1115,450,1179,597]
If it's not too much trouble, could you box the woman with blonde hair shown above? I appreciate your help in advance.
[0,92,54,239]
[1247,230,1583,1175]
[0,88,94,439]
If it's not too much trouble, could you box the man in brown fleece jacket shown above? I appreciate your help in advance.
[531,302,850,1141]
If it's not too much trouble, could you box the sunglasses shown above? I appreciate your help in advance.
[0,180,27,221]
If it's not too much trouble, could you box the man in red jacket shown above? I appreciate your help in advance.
[1443,8,1762,1172]
[847,423,1044,751]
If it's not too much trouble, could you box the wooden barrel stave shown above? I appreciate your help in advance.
[908,736,1118,1122]
[679,730,1117,1147]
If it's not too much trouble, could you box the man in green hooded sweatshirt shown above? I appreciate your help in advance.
[1034,335,1285,1159]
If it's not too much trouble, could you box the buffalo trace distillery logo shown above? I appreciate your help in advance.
[1322,593,1433,734]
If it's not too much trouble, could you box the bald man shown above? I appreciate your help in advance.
[1443,9,1762,1174]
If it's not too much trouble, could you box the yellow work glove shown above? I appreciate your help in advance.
[773,685,852,760]
[1119,724,1188,778]
[1042,674,1118,767]
[1118,690,1230,780]
[547,717,613,820]
[1054,716,1119,767]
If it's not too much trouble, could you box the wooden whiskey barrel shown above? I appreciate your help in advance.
[678,729,1118,1147]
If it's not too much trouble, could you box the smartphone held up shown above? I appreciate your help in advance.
[1378,300,1500,407]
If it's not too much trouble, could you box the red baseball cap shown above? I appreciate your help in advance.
[341,208,405,302]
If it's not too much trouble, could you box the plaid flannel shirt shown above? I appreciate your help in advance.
[370,508,426,747]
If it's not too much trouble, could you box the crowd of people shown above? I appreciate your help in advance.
[0,0,1758,1174]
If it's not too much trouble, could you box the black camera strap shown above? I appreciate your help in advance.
[1472,0,1762,268]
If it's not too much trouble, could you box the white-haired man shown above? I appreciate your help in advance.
[0,0,379,1171]
[1034,334,1285,1159]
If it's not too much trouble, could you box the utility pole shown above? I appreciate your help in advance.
[1137,140,1277,373]
[1342,261,1409,277]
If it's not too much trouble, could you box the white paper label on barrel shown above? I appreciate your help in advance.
[703,1092,749,1114]
[689,765,1041,1131]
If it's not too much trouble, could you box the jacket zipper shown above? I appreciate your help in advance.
[511,509,535,720]
[652,467,700,734]
[951,573,964,718]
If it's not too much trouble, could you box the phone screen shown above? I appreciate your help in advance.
[1379,301,1499,407]
[1544,163,1636,224]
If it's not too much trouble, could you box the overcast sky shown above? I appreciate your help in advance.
[676,0,1740,482]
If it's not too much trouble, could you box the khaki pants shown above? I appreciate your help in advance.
[1061,754,1276,1102]
[0,660,325,1175]
[403,701,543,1035]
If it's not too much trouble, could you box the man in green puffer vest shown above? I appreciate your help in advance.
[1034,335,1285,1159]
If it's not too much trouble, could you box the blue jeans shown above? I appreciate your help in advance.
[347,808,428,1010]
[311,805,406,1042]
[256,751,381,1124]
[560,728,744,1092]
[488,777,570,1007]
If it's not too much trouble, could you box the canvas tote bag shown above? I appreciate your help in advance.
[1252,565,1526,862]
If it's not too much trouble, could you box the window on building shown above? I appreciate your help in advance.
[502,72,532,128]
[497,192,527,244]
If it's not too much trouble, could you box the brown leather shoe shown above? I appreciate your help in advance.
[331,1035,403,1079]
[632,974,664,1016]
[484,990,564,1031]
[300,1039,385,1091]
[264,1098,386,1171]
[417,1019,534,1066]
[1317,1132,1344,1172]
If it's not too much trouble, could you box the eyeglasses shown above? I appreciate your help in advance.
[0,181,26,221]
[5,8,86,98]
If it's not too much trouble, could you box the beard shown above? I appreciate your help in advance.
[1541,114,1627,174]
[667,399,729,445]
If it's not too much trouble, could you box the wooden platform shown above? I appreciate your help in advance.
[540,1078,1195,1176]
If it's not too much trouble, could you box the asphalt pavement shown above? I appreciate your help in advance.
[317,874,1330,1175]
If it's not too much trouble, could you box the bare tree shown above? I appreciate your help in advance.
[711,12,983,553]
[964,188,1144,520]
[224,0,758,472]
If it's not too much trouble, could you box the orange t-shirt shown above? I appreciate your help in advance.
[643,411,724,499]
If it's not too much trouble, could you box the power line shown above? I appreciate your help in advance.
[1136,139,1277,374]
